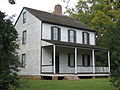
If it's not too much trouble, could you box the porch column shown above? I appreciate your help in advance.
[108,51,110,73]
[75,48,77,74]
[92,49,95,74]
[53,45,56,74]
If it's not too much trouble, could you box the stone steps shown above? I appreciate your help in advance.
[64,76,80,80]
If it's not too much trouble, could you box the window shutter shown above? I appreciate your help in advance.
[51,27,53,40]
[68,30,70,42]
[74,54,75,67]
[82,54,85,66]
[52,52,54,66]
[87,55,90,66]
[68,54,70,66]
[74,31,76,43]
[82,32,84,44]
[58,28,61,41]
[87,33,90,44]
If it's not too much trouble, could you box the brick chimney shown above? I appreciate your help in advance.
[54,4,62,15]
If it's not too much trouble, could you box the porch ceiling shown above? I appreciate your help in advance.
[42,39,109,51]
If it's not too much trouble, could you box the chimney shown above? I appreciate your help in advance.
[54,4,62,15]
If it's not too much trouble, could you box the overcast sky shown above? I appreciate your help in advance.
[0,0,77,22]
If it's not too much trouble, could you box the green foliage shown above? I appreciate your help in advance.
[95,51,108,67]
[66,0,120,40]
[0,11,20,90]
[65,0,120,89]
[101,19,120,89]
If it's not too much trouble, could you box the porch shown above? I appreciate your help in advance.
[41,40,110,76]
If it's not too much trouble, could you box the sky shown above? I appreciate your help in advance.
[0,0,78,22]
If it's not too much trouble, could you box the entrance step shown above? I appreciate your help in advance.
[64,76,80,80]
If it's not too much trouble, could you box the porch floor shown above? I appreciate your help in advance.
[41,73,110,77]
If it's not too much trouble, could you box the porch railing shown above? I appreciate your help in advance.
[41,66,109,74]
[95,67,109,73]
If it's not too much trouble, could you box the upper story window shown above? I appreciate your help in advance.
[23,12,26,24]
[82,32,90,44]
[68,30,76,43]
[51,26,61,41]
[21,54,26,68]
[22,30,27,44]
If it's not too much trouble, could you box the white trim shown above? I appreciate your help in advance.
[41,74,110,77]
[92,49,95,74]
[53,45,56,74]
[75,48,77,74]
[108,51,110,73]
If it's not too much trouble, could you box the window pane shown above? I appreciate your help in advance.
[70,54,74,66]
[53,35,58,40]
[83,32,89,44]
[22,30,26,44]
[52,27,60,40]
[70,31,74,37]
[23,12,26,23]
[70,37,74,42]
[53,28,58,35]
[69,30,75,43]
[21,54,26,68]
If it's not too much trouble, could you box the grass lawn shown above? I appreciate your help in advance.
[17,78,117,90]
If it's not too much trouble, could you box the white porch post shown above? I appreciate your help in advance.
[53,45,56,74]
[108,51,110,73]
[92,49,95,74]
[75,48,77,74]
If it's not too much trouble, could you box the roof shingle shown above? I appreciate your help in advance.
[24,7,95,32]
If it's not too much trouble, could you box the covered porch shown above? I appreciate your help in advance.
[41,40,110,76]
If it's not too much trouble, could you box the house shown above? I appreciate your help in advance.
[15,5,110,80]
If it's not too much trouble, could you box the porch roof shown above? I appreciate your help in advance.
[42,39,109,51]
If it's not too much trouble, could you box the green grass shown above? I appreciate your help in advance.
[17,78,117,90]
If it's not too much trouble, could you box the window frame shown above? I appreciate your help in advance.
[23,12,26,24]
[82,32,90,44]
[51,26,61,41]
[21,54,26,68]
[68,29,76,43]
[22,30,27,44]
[68,53,75,67]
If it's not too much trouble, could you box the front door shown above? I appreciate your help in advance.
[55,52,59,73]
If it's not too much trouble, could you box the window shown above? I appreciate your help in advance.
[68,30,76,43]
[21,54,26,68]
[22,30,27,44]
[82,32,90,44]
[82,54,90,67]
[51,26,61,41]
[68,53,75,67]
[23,12,26,23]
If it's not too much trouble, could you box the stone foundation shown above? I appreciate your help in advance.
[92,76,96,79]
[52,76,58,80]
[18,75,44,80]
[64,76,80,80]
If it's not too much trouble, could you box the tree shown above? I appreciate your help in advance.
[65,0,120,89]
[66,0,120,41]
[101,18,120,89]
[0,11,20,90]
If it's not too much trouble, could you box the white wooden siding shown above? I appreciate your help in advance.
[42,23,95,45]
[15,9,41,75]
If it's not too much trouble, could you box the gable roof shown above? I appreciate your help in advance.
[24,7,95,32]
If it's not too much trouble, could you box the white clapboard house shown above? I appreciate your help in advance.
[15,5,110,79]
